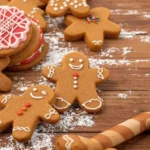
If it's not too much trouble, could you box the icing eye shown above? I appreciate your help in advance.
[69,58,74,62]
[41,90,47,95]
[79,59,83,63]
[33,88,37,92]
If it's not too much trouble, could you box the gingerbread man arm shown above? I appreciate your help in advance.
[42,66,62,81]
[56,112,150,150]
[89,67,110,83]
[39,104,60,124]
[91,8,121,38]
[103,20,121,39]
[0,94,14,108]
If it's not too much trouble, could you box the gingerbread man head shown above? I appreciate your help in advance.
[62,52,89,71]
[24,85,55,104]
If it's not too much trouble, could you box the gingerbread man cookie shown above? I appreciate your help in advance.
[0,85,60,142]
[0,57,12,92]
[56,112,150,150]
[64,7,121,51]
[0,0,10,5]
[46,0,90,18]
[43,52,110,113]
[8,0,47,32]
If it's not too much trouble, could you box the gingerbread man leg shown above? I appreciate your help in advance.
[0,72,12,92]
[53,90,76,113]
[85,31,104,51]
[39,104,60,124]
[77,88,103,113]
[12,119,37,142]
[0,110,13,132]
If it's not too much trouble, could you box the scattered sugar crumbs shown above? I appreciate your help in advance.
[0,106,94,150]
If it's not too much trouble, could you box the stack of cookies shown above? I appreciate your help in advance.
[0,6,48,92]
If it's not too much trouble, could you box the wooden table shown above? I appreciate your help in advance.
[1,0,150,149]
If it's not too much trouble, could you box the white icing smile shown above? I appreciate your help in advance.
[69,64,83,70]
[30,93,43,99]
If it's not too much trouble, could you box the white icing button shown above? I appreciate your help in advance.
[74,81,78,84]
[74,77,78,79]
[54,7,58,11]
[70,58,74,62]
[74,85,78,89]
[33,88,37,92]
[41,90,47,95]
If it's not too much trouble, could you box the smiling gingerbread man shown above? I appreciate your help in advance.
[0,85,60,142]
[43,52,110,113]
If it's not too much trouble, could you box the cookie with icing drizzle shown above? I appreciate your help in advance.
[8,0,47,32]
[42,52,110,113]
[46,0,90,18]
[64,7,121,51]
[0,6,32,57]
[0,85,60,142]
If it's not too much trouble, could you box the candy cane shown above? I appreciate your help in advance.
[56,112,150,150]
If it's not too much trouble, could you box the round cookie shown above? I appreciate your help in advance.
[0,6,32,57]
[46,0,90,18]
[7,40,48,71]
[0,85,60,142]
[9,19,42,65]
[0,57,12,92]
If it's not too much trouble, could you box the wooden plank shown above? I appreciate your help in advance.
[0,132,150,150]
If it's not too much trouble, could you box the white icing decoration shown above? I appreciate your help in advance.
[63,135,74,150]
[82,97,103,110]
[13,126,30,132]
[1,94,12,104]
[53,97,71,110]
[74,85,78,89]
[79,59,83,63]
[92,40,102,46]
[97,67,104,79]
[45,108,58,119]
[30,93,43,99]
[41,90,47,95]
[69,64,83,70]
[0,6,31,50]
[49,0,88,11]
[48,66,55,78]
[69,58,74,62]
[33,88,38,92]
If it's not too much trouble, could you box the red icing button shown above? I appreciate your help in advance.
[73,72,79,77]
[22,107,27,111]
[18,111,23,116]
[25,102,31,107]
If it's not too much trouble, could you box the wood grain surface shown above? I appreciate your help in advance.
[1,0,150,149]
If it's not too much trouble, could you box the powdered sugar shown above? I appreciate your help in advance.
[37,106,95,133]
[118,94,128,99]
[0,132,54,150]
